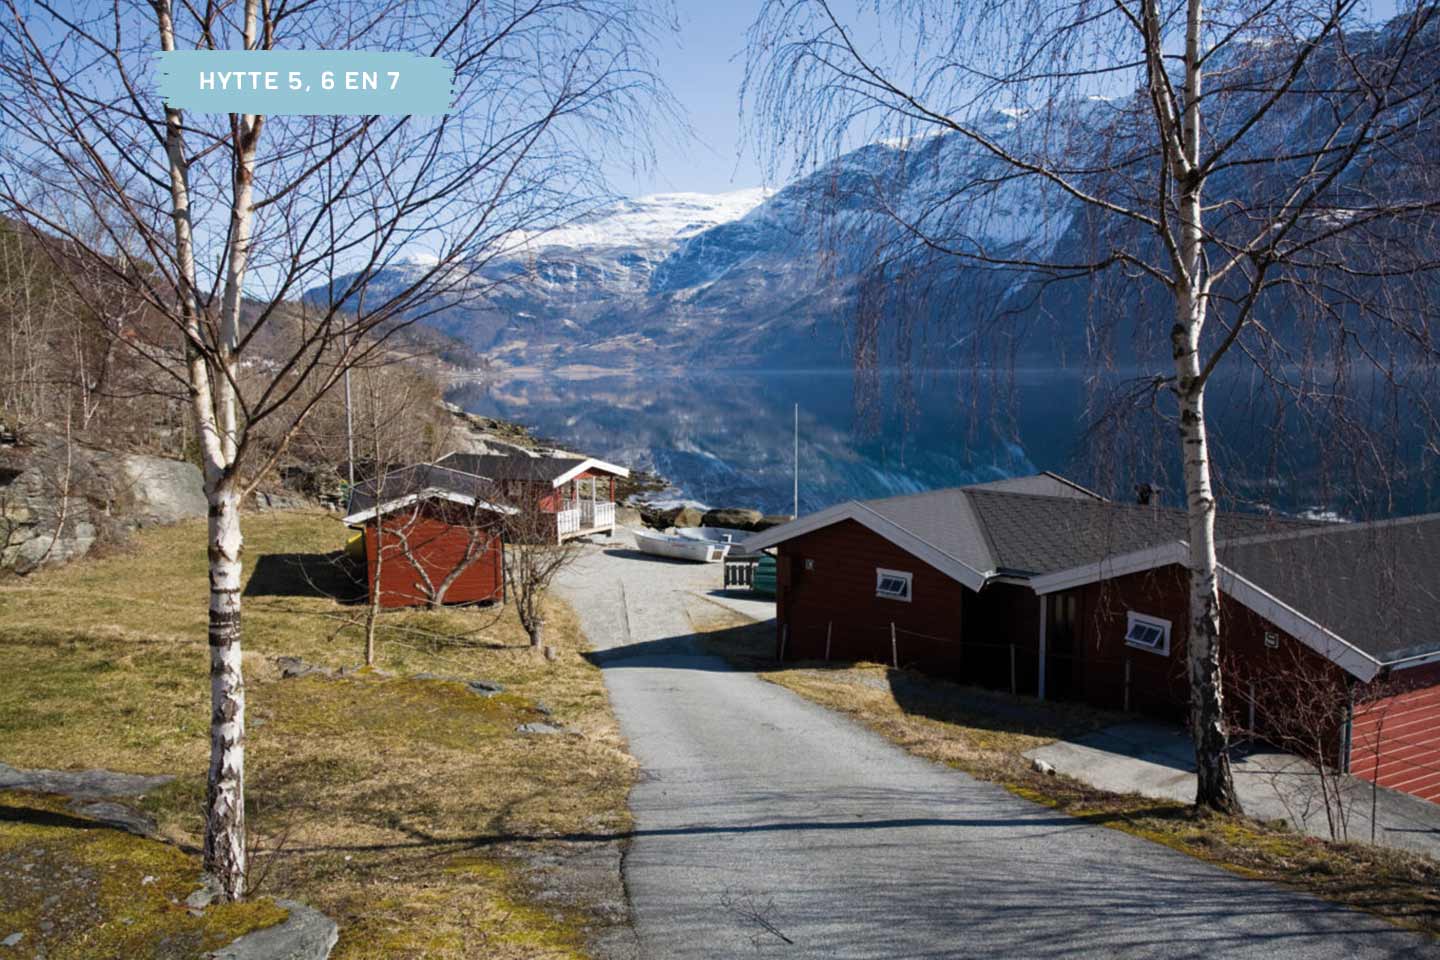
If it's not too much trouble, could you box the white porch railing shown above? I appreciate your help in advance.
[556,499,614,537]
[556,507,581,538]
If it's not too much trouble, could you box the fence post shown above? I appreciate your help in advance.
[890,622,898,669]
[779,623,788,663]
[825,621,832,662]
[1123,658,1132,713]
[1009,643,1017,696]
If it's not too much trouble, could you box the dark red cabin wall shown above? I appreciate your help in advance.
[364,508,504,609]
[1059,566,1343,730]
[776,520,965,665]
[1351,662,1440,802]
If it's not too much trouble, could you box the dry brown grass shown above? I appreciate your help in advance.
[701,617,1440,938]
[0,511,635,958]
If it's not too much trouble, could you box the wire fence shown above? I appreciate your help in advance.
[773,618,1180,714]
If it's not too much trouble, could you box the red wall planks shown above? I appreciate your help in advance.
[364,508,504,609]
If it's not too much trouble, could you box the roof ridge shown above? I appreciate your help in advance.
[852,500,995,578]
[958,489,1003,572]
[1218,510,1440,549]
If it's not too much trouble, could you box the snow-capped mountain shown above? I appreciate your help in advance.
[311,14,1437,373]
[322,114,1075,370]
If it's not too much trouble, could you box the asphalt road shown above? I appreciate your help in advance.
[559,538,1436,960]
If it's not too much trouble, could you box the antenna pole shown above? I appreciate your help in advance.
[793,402,799,518]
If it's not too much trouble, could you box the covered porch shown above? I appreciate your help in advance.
[553,474,618,542]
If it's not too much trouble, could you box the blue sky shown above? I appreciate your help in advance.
[626,2,768,196]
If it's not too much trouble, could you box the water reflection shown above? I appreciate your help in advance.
[446,368,1433,519]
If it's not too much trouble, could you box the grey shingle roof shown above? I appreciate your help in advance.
[1218,516,1440,663]
[964,490,1316,576]
[963,471,1102,500]
[346,463,501,517]
[436,452,588,483]
[861,485,1316,578]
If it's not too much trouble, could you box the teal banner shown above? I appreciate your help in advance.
[156,50,454,115]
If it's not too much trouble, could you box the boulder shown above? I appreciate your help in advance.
[755,514,794,531]
[275,656,336,680]
[516,722,564,735]
[0,761,174,800]
[700,507,764,531]
[206,898,338,960]
[253,490,313,512]
[117,454,206,525]
[410,673,505,697]
[67,799,157,838]
[660,505,704,529]
[613,504,644,528]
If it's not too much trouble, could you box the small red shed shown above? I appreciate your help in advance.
[344,464,514,609]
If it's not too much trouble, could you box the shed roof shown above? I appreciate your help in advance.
[343,463,515,525]
[436,452,629,486]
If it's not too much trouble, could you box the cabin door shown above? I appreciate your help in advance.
[1045,592,1080,701]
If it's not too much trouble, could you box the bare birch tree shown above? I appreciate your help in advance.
[0,0,668,898]
[503,498,583,650]
[746,0,1440,811]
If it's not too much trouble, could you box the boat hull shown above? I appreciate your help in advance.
[633,530,731,563]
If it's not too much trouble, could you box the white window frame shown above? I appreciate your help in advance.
[1124,611,1171,655]
[876,568,913,602]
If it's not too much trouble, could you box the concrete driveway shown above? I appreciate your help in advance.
[1025,722,1440,860]
[558,533,1437,959]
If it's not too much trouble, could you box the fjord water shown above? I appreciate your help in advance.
[448,367,1433,519]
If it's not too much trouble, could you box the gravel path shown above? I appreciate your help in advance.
[558,535,1436,960]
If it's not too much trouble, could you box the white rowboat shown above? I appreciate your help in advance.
[674,526,760,558]
[633,529,731,563]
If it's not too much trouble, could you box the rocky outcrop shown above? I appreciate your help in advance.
[0,761,175,800]
[116,454,206,525]
[205,899,338,960]
[0,463,97,572]
[275,464,346,510]
[700,507,764,531]
[0,435,206,573]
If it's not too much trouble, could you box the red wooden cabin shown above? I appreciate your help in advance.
[746,475,1440,804]
[344,464,513,609]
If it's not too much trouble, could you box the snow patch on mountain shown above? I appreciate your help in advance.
[512,188,772,252]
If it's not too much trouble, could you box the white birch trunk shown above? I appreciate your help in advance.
[204,481,247,895]
[1165,0,1240,814]
[156,0,254,897]
[1174,307,1241,814]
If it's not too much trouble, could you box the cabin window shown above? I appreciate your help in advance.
[1124,612,1171,655]
[876,568,912,602]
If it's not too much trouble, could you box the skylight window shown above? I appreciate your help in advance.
[1125,612,1171,655]
[876,568,912,602]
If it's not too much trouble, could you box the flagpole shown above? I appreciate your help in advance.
[793,402,799,518]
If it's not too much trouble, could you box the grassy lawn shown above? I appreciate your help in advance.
[0,511,634,959]
[701,616,1440,938]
